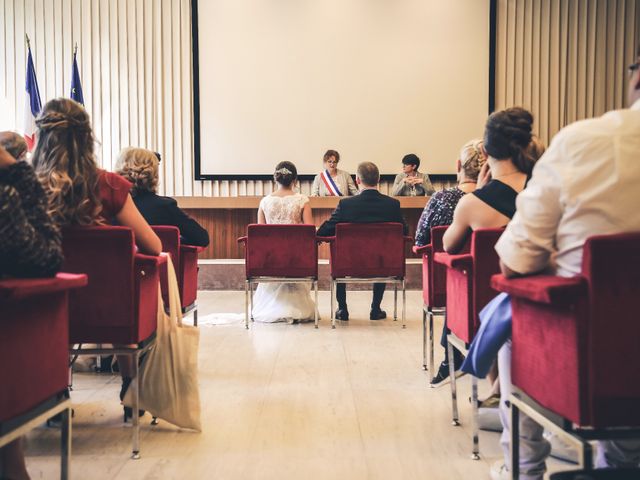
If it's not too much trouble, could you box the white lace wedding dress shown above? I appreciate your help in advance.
[252,193,317,323]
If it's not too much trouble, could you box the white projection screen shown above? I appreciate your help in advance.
[194,0,491,178]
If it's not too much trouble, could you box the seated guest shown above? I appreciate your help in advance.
[116,147,209,247]
[431,108,540,387]
[489,50,640,480]
[0,143,63,480]
[31,98,162,420]
[311,149,358,196]
[414,139,486,247]
[0,131,28,162]
[317,162,408,320]
[391,153,435,196]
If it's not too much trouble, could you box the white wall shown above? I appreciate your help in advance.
[196,0,490,177]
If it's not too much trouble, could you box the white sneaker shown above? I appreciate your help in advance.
[544,431,578,464]
[489,461,510,480]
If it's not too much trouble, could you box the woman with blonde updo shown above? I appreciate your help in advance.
[414,139,486,247]
[116,147,209,247]
[32,98,162,421]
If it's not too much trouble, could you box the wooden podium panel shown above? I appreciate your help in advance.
[176,196,429,259]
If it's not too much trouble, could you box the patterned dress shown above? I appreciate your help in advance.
[0,162,63,277]
[414,187,466,246]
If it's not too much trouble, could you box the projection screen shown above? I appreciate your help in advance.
[193,0,491,178]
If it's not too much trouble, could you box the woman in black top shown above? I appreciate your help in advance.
[443,108,540,253]
[116,148,209,247]
[432,108,544,387]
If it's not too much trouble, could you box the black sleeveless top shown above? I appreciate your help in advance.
[472,179,518,219]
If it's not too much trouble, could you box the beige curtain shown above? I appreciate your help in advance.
[495,0,640,146]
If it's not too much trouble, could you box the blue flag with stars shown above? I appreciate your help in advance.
[70,50,84,105]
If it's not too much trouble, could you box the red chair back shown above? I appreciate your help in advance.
[582,233,640,426]
[505,232,640,427]
[0,274,87,421]
[152,226,180,308]
[330,223,406,278]
[152,226,180,267]
[421,226,448,307]
[244,224,318,278]
[447,228,503,344]
[62,226,158,344]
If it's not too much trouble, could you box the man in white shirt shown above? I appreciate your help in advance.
[490,49,640,479]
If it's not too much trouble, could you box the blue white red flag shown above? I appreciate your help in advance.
[70,49,84,105]
[24,45,42,151]
[320,169,342,196]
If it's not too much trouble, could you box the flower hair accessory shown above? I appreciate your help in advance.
[275,167,292,175]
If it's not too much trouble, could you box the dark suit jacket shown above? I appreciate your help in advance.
[317,189,408,237]
[133,191,210,247]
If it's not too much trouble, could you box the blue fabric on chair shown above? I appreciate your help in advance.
[461,292,512,377]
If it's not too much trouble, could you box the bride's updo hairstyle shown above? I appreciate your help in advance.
[273,161,297,187]
[32,98,102,226]
[483,107,536,176]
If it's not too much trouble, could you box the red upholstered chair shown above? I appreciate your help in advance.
[0,273,87,480]
[151,226,205,326]
[238,224,319,328]
[326,223,412,329]
[413,225,448,379]
[61,226,165,459]
[433,227,504,460]
[491,232,640,476]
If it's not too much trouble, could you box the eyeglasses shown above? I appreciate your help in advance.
[326,160,339,165]
[628,62,640,74]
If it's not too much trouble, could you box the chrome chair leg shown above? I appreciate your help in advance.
[193,305,198,327]
[471,375,480,460]
[428,309,435,382]
[393,283,398,321]
[250,282,254,321]
[314,280,319,329]
[422,307,428,370]
[61,406,71,479]
[131,352,141,459]
[244,280,249,329]
[331,280,336,329]
[401,279,406,329]
[447,335,460,426]
[510,398,519,479]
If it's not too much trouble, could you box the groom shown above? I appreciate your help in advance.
[317,162,408,320]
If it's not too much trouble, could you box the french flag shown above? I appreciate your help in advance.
[24,44,42,151]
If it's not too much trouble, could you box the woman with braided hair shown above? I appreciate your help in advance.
[31,98,162,421]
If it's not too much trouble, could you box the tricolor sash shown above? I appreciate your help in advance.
[320,170,342,196]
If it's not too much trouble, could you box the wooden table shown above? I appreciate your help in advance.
[176,196,429,259]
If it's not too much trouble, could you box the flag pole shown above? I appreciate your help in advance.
[74,42,78,56]
[25,33,31,49]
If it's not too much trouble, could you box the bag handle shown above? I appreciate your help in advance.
[164,253,184,327]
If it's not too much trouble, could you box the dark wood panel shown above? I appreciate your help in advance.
[184,207,424,260]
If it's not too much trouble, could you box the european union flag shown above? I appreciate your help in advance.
[70,48,84,105]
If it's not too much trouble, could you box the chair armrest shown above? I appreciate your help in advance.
[491,274,587,305]
[433,252,473,271]
[237,236,247,245]
[181,244,205,254]
[0,273,88,300]
[316,236,335,244]
[413,244,432,255]
[135,253,167,270]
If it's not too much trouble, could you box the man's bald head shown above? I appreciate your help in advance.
[0,132,28,161]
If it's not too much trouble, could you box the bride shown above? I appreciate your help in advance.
[252,161,317,323]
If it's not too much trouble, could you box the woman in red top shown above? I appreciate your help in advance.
[32,98,162,420]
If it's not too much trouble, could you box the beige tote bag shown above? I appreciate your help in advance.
[124,254,202,431]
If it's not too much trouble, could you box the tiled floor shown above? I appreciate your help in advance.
[23,290,574,479]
